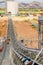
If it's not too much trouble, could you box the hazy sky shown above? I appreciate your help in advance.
[16,0,43,3]
[0,0,43,3]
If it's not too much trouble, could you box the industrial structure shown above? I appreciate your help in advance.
[38,15,43,49]
[6,0,18,15]
[0,1,43,65]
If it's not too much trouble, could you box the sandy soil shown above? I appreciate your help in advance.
[0,16,8,37]
[0,16,38,49]
[13,21,38,49]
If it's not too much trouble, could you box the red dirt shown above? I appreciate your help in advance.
[0,17,8,37]
[14,21,38,49]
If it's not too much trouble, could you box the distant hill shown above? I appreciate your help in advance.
[19,1,43,9]
[0,1,43,9]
